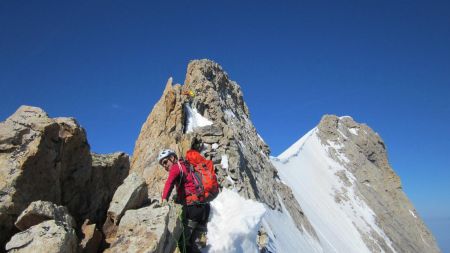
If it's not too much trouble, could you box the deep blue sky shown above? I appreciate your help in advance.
[1,1,449,251]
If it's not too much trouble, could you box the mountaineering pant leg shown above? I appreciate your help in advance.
[179,222,201,253]
[194,203,210,247]
[184,204,209,222]
[202,203,210,225]
[179,204,210,252]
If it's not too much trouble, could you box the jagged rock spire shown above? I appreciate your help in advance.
[130,59,316,237]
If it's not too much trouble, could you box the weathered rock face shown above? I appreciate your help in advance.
[87,152,129,225]
[130,78,185,199]
[0,106,89,247]
[0,106,130,249]
[14,201,75,231]
[5,220,78,253]
[130,59,316,240]
[105,203,182,253]
[316,115,440,253]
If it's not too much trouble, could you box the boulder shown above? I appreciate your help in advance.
[0,106,91,248]
[105,203,182,253]
[5,220,78,253]
[14,201,75,231]
[0,106,130,249]
[103,173,148,242]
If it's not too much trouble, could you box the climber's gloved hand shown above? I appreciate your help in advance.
[152,199,168,208]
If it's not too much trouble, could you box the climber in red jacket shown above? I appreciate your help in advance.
[158,149,210,253]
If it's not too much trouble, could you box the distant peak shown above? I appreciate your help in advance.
[318,114,359,135]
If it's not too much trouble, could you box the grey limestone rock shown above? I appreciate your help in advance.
[5,220,78,253]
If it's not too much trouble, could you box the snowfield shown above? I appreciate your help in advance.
[270,128,396,253]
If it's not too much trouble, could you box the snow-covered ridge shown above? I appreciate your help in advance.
[271,129,397,253]
[277,128,316,161]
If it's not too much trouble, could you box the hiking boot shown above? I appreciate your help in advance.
[196,231,207,248]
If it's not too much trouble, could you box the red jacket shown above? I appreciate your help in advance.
[161,159,199,204]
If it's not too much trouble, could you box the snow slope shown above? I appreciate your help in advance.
[269,128,397,253]
[206,189,266,253]
[262,195,323,253]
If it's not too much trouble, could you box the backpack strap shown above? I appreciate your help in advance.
[176,160,184,186]
[177,159,196,195]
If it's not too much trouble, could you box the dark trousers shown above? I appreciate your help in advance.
[179,203,210,253]
[183,203,210,225]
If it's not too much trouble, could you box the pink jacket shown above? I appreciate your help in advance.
[161,159,198,204]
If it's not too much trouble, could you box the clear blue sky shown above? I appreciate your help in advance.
[1,1,449,251]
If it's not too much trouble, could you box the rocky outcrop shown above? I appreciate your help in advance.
[102,173,148,242]
[130,59,316,241]
[316,115,440,253]
[0,106,130,249]
[5,220,78,253]
[0,106,89,247]
[14,201,75,231]
[105,203,182,253]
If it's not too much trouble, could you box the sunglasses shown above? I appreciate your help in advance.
[161,158,170,166]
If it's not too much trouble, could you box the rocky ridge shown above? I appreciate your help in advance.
[0,59,441,252]
[130,59,317,239]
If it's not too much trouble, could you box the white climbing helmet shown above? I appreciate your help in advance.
[157,149,176,164]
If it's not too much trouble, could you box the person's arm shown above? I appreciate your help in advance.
[161,164,181,201]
